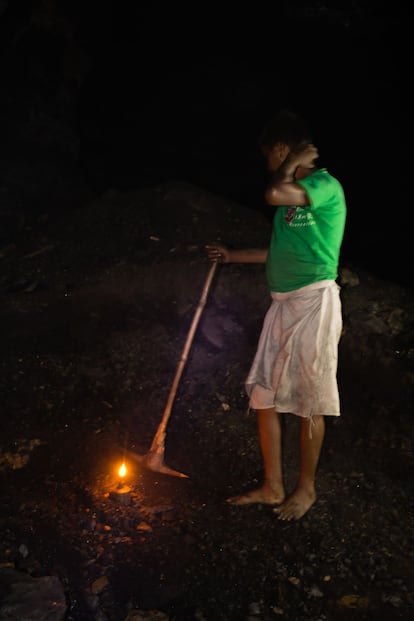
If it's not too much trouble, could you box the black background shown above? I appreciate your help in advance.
[0,1,410,285]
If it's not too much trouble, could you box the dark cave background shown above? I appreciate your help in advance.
[0,1,409,286]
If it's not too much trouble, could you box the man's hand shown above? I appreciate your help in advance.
[289,143,319,169]
[205,243,230,263]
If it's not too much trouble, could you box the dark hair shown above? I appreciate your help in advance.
[259,109,313,150]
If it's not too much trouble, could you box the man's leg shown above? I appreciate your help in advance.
[226,407,286,505]
[274,414,325,520]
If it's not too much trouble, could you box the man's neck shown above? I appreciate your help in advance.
[295,165,317,181]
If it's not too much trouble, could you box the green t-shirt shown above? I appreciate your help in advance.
[266,168,346,293]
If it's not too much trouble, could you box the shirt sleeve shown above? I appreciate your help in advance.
[297,171,338,209]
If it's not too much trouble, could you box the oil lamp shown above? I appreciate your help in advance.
[110,460,132,505]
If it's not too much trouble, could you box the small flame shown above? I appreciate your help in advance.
[118,462,127,478]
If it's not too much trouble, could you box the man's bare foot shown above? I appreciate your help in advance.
[273,488,316,520]
[226,484,285,506]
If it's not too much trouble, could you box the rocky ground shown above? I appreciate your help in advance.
[0,182,413,621]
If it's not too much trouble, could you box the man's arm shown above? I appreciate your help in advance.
[205,244,268,264]
[265,143,318,206]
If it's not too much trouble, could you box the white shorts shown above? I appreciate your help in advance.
[246,280,342,418]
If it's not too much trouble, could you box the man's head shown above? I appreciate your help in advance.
[259,109,313,171]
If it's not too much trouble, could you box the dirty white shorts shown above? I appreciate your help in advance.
[246,280,342,419]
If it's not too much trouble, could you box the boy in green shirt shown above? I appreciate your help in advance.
[206,110,346,520]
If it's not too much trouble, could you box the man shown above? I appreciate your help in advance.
[206,109,347,520]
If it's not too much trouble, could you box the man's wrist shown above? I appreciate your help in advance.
[279,155,298,181]
[271,161,297,183]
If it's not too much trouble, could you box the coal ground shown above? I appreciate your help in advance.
[0,183,413,621]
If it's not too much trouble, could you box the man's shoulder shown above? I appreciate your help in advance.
[303,168,343,190]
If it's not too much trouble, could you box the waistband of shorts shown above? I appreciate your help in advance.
[270,279,337,300]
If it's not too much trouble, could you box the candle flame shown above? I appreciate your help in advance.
[118,462,127,478]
